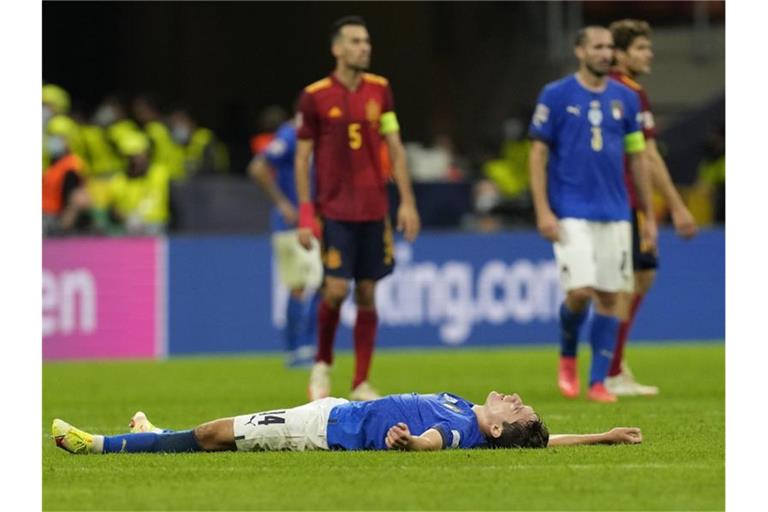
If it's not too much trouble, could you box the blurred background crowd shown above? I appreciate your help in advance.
[42,1,725,238]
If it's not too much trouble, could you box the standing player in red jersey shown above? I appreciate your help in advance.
[295,16,421,401]
[606,19,698,396]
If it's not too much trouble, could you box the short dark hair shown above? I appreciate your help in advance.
[487,417,550,449]
[330,15,367,43]
[609,19,652,51]
[574,25,608,47]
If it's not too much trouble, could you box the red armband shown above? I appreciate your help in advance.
[299,202,320,239]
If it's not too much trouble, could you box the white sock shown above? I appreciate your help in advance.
[91,435,104,454]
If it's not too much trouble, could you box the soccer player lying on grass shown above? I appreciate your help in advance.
[52,391,642,454]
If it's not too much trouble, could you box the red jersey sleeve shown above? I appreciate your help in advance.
[383,84,395,113]
[636,88,657,140]
[296,91,319,140]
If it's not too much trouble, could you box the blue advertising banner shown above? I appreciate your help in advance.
[167,229,724,356]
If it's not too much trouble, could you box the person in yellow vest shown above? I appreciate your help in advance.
[78,97,141,212]
[690,123,725,225]
[132,95,185,180]
[42,128,91,236]
[91,96,144,152]
[42,84,87,172]
[106,132,171,235]
[169,108,229,175]
[482,118,531,200]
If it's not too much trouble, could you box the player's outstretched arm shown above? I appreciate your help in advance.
[385,423,443,451]
[547,427,642,447]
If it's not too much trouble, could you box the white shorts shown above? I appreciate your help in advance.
[272,230,323,290]
[553,218,633,293]
[233,397,348,452]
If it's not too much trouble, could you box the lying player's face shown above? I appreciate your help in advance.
[335,25,371,71]
[578,28,614,77]
[483,391,538,426]
[625,36,654,75]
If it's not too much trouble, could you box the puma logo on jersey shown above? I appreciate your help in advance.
[328,106,343,118]
[566,105,581,116]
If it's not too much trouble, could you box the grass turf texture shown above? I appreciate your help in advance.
[43,343,724,511]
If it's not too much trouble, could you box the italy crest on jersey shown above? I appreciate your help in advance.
[365,99,381,122]
[611,100,624,120]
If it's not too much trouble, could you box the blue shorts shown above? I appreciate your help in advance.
[321,217,395,281]
[632,209,659,271]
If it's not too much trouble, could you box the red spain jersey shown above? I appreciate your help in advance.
[609,71,656,209]
[297,73,395,221]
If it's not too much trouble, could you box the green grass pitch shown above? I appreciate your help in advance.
[43,342,724,510]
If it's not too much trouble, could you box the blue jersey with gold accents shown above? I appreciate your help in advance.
[326,392,486,450]
[528,74,645,221]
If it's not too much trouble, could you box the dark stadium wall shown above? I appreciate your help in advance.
[43,1,555,173]
[43,1,724,174]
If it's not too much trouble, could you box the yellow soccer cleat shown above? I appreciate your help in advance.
[128,411,163,433]
[52,419,94,455]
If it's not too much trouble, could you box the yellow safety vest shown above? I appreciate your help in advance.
[145,121,185,180]
[185,128,230,174]
[81,125,126,177]
[108,163,171,224]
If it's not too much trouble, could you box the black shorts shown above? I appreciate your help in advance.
[632,209,659,271]
[321,217,395,281]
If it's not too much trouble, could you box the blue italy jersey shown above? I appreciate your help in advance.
[326,392,487,450]
[528,74,645,221]
[262,121,301,232]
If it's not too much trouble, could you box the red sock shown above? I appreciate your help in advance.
[315,300,340,365]
[352,308,378,389]
[609,294,644,376]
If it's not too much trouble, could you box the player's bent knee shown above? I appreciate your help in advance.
[566,288,592,310]
[194,419,235,451]
[635,270,656,295]
[354,281,376,308]
[323,279,349,306]
[593,291,619,315]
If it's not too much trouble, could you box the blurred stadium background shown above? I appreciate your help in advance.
[42,1,724,360]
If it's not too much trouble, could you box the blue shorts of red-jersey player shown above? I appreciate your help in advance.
[631,209,659,271]
[320,217,395,281]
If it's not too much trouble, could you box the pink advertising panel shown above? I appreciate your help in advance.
[43,238,164,360]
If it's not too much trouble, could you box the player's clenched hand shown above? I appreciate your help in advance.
[297,203,321,250]
[671,206,698,240]
[397,203,420,242]
[641,216,658,253]
[297,228,314,251]
[536,210,560,242]
[385,422,412,450]
[604,427,643,444]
